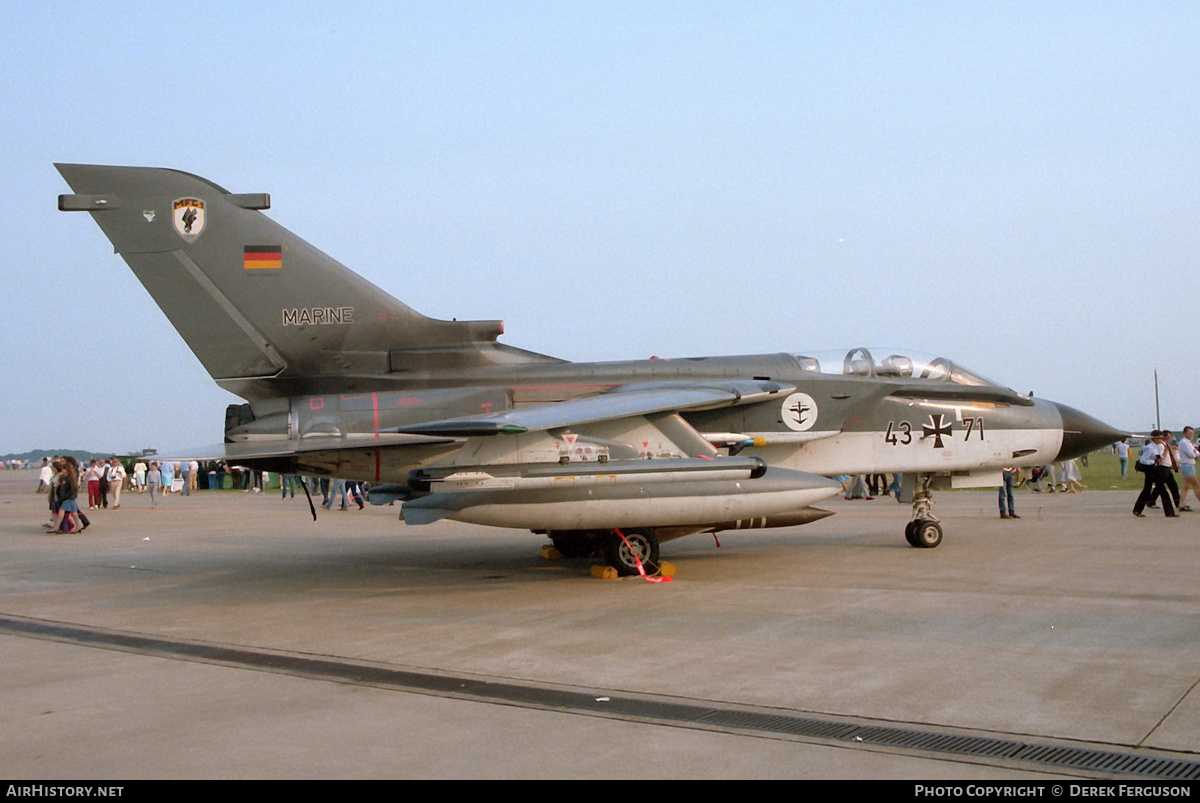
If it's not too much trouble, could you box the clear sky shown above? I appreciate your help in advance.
[2,2,1197,454]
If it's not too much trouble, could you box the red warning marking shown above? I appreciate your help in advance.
[309,398,324,410]
[563,433,578,446]
[394,397,420,406]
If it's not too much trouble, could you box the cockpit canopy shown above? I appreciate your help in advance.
[791,348,1007,389]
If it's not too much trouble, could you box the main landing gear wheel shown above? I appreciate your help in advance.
[906,519,942,548]
[605,528,661,576]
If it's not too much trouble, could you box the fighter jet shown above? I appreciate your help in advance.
[56,164,1123,575]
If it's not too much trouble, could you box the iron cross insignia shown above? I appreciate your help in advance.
[922,413,953,448]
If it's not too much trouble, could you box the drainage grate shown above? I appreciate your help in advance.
[3,614,1197,779]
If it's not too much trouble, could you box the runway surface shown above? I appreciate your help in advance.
[2,470,1197,779]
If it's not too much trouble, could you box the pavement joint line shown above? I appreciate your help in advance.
[2,612,1198,780]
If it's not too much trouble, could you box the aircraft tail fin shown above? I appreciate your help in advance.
[56,164,555,399]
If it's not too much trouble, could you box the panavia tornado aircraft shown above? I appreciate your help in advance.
[57,164,1123,575]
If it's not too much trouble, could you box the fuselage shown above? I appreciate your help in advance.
[225,349,1116,487]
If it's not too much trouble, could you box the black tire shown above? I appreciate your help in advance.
[912,519,942,548]
[605,528,660,576]
[549,530,602,559]
[904,520,920,546]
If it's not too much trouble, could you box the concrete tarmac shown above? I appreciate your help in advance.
[2,470,1197,779]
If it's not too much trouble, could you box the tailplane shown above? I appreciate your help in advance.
[57,164,558,399]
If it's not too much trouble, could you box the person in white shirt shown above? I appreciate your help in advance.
[36,458,52,493]
[1176,426,1198,512]
[84,460,103,510]
[105,459,127,509]
[1133,432,1177,517]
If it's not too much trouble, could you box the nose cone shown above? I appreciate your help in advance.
[1054,402,1126,461]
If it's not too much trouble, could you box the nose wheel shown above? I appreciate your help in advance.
[905,474,943,548]
[905,519,942,548]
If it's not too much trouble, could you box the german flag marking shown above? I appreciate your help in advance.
[244,245,282,270]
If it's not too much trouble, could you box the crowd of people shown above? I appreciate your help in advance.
[1131,428,1198,518]
[38,457,88,533]
[34,455,373,533]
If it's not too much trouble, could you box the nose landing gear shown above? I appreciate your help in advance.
[904,474,942,548]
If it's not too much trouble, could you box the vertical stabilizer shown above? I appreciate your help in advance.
[57,164,538,398]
